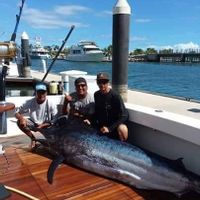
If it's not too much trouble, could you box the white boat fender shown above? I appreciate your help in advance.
[0,144,5,155]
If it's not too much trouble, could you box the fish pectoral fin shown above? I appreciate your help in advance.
[174,157,186,170]
[47,155,65,184]
[174,191,186,198]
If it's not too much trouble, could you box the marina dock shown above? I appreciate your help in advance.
[6,70,61,85]
[130,52,200,63]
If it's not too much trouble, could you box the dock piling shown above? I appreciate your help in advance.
[21,32,31,77]
[112,0,131,102]
[0,66,7,134]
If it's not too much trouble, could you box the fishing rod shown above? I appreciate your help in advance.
[0,0,25,59]
[10,0,25,42]
[42,25,75,82]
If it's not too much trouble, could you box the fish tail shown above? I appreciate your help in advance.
[47,155,65,184]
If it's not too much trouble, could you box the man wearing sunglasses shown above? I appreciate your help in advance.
[15,82,58,148]
[62,77,94,122]
[94,72,129,141]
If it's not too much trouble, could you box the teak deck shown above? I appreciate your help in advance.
[0,137,200,200]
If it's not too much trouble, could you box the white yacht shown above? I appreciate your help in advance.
[30,39,50,59]
[66,41,104,62]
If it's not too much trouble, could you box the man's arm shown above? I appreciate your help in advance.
[15,99,32,127]
[15,112,27,128]
[62,94,72,115]
[108,94,129,132]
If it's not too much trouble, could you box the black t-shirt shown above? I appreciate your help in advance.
[94,89,129,132]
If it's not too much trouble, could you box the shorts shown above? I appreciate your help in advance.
[17,118,38,132]
[107,129,119,140]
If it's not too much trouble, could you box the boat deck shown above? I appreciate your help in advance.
[0,136,199,200]
[2,71,200,199]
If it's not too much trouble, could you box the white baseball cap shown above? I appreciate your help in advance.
[35,83,47,91]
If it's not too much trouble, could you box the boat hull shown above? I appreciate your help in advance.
[30,54,50,59]
[66,53,104,62]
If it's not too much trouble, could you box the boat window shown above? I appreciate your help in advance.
[84,48,100,51]
[72,50,81,54]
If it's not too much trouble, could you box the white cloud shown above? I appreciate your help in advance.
[95,10,112,17]
[173,42,199,51]
[131,36,147,42]
[101,34,112,39]
[135,18,151,23]
[147,42,200,51]
[102,10,112,15]
[23,5,90,29]
[55,5,91,15]
[149,45,173,50]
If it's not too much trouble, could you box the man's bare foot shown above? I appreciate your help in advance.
[30,140,36,149]
[29,140,40,152]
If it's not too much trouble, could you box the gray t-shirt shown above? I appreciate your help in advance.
[16,98,58,124]
[69,92,95,117]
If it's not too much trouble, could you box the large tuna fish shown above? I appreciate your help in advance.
[36,118,200,197]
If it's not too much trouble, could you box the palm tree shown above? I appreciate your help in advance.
[103,45,112,60]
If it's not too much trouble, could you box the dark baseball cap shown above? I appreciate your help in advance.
[96,72,109,80]
[74,77,87,85]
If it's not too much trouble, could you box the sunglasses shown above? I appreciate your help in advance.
[97,80,109,85]
[36,90,47,94]
[76,84,86,88]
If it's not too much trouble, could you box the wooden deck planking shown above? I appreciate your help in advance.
[1,147,143,200]
[0,150,47,199]
[0,144,200,199]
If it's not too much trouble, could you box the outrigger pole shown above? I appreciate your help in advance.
[0,0,25,134]
[10,0,26,42]
[42,25,75,82]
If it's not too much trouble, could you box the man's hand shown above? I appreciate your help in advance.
[64,94,73,102]
[100,126,109,134]
[19,117,27,128]
[37,123,51,129]
[63,94,73,115]
[83,119,91,125]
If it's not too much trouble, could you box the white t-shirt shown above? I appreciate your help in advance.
[16,98,58,124]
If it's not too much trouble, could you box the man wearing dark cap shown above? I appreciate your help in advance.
[62,77,94,121]
[15,82,58,148]
[94,72,129,141]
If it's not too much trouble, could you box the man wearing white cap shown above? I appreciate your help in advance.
[15,82,58,148]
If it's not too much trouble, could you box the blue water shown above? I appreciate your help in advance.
[32,59,200,101]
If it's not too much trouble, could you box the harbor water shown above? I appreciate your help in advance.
[32,59,200,101]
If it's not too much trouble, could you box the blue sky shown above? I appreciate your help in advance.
[1,0,200,51]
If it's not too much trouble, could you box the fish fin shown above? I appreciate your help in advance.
[47,155,65,184]
[174,191,186,198]
[174,158,186,170]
